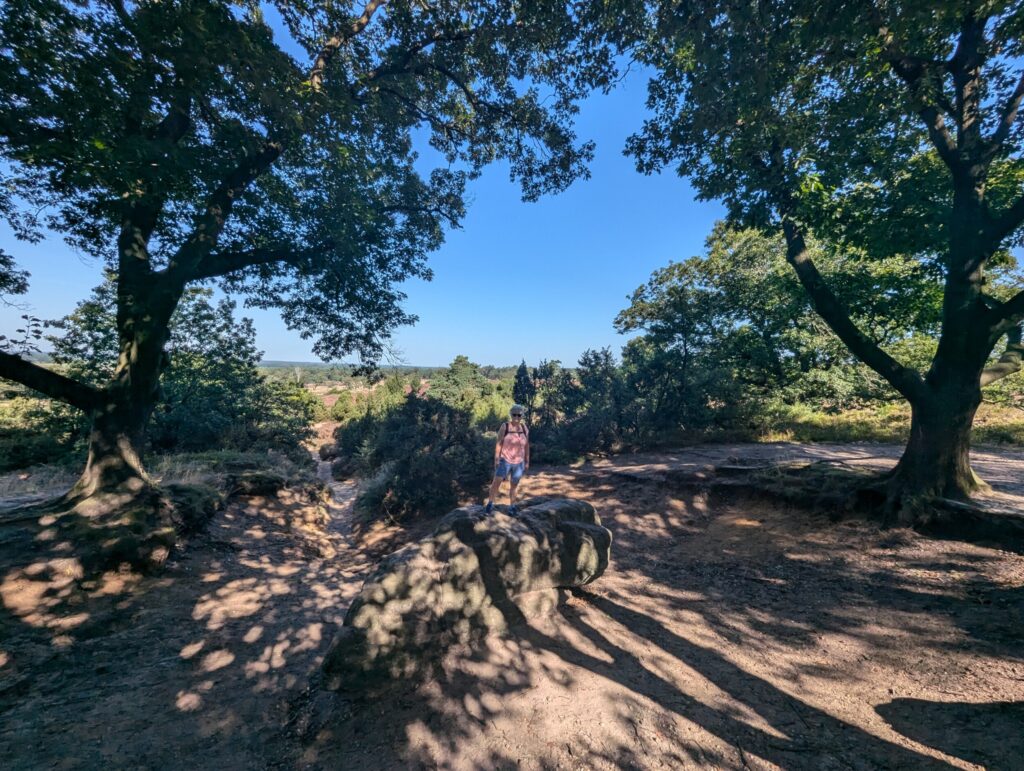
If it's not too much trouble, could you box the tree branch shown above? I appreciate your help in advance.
[868,4,963,175]
[995,287,1024,324]
[947,12,986,154]
[189,242,333,281]
[781,217,926,401]
[981,325,1023,386]
[987,70,1024,154]
[309,0,387,92]
[166,141,283,283]
[0,352,101,411]
[986,194,1024,247]
[361,28,478,84]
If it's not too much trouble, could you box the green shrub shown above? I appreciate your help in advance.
[0,396,83,471]
[354,395,490,522]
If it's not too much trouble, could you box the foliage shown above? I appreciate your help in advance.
[0,394,75,471]
[512,361,537,418]
[331,375,409,465]
[354,394,490,522]
[39,283,317,459]
[428,355,493,409]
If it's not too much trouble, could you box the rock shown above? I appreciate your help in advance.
[164,482,225,534]
[318,443,339,461]
[322,496,611,689]
[229,470,287,496]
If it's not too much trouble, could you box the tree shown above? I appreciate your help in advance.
[0,0,612,527]
[429,355,491,408]
[532,359,580,427]
[622,1,1024,517]
[512,360,536,420]
[48,281,316,457]
[355,394,489,520]
[617,224,948,412]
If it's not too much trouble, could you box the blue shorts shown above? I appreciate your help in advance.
[494,458,526,482]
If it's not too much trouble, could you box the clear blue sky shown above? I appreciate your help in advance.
[0,68,723,368]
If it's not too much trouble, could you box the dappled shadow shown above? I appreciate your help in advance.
[295,460,1022,768]
[4,451,1021,769]
[555,465,1024,668]
[0,480,372,769]
[301,588,955,769]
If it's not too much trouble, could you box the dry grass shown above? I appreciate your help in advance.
[0,464,79,500]
[750,401,1024,445]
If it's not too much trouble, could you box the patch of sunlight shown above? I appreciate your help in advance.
[201,649,235,672]
[180,640,204,659]
[176,691,202,711]
[250,640,291,674]
[51,612,89,630]
[192,578,265,629]
[243,625,264,643]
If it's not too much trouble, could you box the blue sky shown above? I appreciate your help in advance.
[0,67,724,368]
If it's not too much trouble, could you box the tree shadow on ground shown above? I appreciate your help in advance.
[876,698,1024,768]
[302,589,957,769]
[296,465,1022,768]
[3,460,1020,769]
[568,469,1024,668]
[0,485,367,770]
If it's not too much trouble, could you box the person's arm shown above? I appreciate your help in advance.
[524,428,530,469]
[494,423,507,467]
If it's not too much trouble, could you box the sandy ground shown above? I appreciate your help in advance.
[1,444,1023,770]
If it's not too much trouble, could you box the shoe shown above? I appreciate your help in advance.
[509,505,518,516]
[485,501,493,514]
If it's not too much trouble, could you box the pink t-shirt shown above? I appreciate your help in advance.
[499,423,529,464]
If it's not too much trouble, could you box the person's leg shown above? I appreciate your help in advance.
[508,463,525,512]
[488,475,502,505]
[487,459,509,512]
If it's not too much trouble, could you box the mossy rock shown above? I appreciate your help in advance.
[164,482,226,534]
[230,470,288,496]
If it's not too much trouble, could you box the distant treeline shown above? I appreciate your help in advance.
[259,362,521,386]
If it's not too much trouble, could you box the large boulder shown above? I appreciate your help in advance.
[322,496,611,689]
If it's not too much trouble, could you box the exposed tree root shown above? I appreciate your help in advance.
[658,462,1024,554]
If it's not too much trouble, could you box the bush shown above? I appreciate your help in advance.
[0,395,83,471]
[353,395,490,522]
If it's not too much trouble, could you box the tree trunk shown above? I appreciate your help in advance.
[884,372,986,523]
[69,397,154,500]
[68,280,177,501]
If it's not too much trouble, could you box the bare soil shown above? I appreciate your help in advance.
[2,444,1023,770]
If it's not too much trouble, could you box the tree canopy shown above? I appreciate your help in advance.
[0,0,617,501]
[0,0,614,369]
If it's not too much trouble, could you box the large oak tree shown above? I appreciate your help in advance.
[622,0,1024,518]
[0,0,611,519]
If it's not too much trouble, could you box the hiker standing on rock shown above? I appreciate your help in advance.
[485,405,530,515]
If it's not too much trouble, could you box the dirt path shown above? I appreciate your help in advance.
[0,467,372,769]
[2,445,1023,769]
